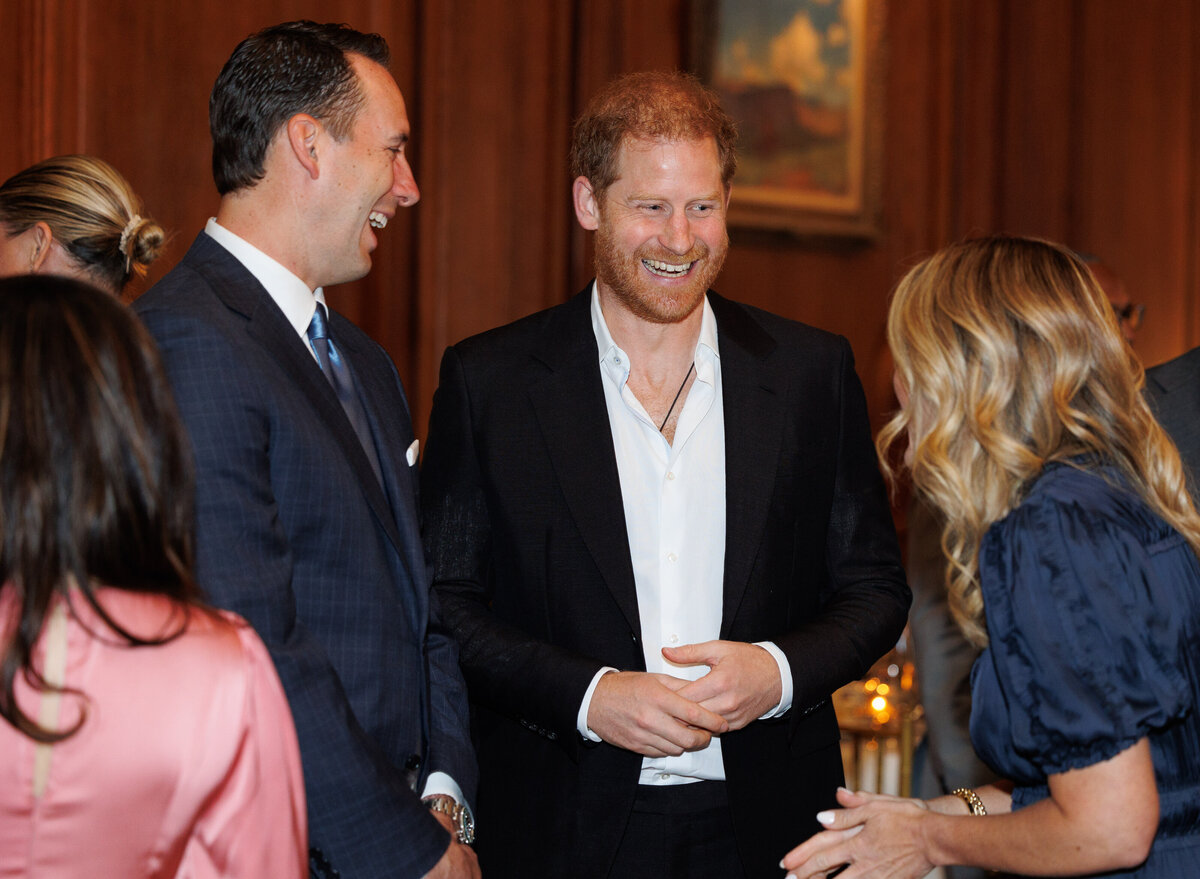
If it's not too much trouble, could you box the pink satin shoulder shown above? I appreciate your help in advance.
[0,588,307,878]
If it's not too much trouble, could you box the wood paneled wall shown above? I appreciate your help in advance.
[945,0,1200,367]
[3,0,1198,442]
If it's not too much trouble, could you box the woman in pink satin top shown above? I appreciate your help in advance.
[0,275,307,878]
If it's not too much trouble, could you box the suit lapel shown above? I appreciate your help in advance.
[187,236,408,559]
[710,294,786,637]
[336,326,428,585]
[527,292,641,634]
[523,291,788,638]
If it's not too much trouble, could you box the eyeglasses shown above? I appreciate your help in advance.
[1112,302,1146,331]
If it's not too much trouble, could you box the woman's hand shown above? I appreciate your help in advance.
[783,740,1156,877]
[780,788,934,879]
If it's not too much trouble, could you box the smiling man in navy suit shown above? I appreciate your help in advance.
[420,71,909,879]
[135,21,477,879]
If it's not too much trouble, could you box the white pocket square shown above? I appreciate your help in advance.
[406,439,419,466]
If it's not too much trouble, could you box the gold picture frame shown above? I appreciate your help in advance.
[690,0,885,240]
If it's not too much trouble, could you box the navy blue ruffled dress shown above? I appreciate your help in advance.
[970,463,1200,876]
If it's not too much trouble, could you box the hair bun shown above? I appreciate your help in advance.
[119,215,165,269]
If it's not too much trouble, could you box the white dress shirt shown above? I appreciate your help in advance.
[204,218,326,358]
[576,285,794,785]
[202,218,467,810]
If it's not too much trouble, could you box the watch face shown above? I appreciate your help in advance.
[458,808,476,845]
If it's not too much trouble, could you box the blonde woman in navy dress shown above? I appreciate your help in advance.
[783,235,1200,878]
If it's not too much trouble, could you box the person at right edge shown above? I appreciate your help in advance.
[420,70,910,879]
[782,235,1200,879]
[1147,336,1200,505]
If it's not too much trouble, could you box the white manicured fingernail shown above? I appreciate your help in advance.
[816,810,834,825]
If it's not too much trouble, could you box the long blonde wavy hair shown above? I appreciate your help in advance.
[877,235,1200,646]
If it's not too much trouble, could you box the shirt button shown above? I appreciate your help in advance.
[666,471,676,481]
[667,552,677,562]
[669,634,679,644]
[659,773,672,781]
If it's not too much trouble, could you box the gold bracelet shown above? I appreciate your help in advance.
[950,787,987,816]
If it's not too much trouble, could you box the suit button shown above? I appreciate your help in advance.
[631,632,639,643]
[405,754,422,771]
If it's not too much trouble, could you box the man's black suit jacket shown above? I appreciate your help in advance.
[421,288,909,878]
[1147,345,1200,502]
[136,233,476,878]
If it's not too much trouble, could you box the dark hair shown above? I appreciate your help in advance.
[0,155,164,292]
[569,70,738,201]
[210,20,390,195]
[0,275,199,741]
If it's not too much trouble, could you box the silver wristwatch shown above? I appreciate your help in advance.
[423,794,476,845]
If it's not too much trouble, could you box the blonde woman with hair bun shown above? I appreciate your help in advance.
[782,235,1200,879]
[0,155,165,295]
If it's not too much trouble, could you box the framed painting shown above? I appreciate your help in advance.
[690,0,884,239]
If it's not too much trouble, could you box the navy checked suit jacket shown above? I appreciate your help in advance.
[136,233,476,878]
[420,288,909,878]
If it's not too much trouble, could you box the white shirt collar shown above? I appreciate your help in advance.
[589,282,720,388]
[204,218,327,335]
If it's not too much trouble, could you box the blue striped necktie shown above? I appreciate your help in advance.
[306,303,384,485]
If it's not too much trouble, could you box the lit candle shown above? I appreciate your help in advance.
[882,737,901,795]
[859,739,879,793]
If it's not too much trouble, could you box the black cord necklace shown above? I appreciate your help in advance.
[659,362,695,432]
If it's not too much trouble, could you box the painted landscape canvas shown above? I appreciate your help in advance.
[707,0,877,234]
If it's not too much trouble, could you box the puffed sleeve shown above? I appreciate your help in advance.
[181,623,308,878]
[979,485,1193,777]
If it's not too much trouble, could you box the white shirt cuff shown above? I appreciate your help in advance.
[421,771,474,826]
[576,666,619,741]
[754,641,793,719]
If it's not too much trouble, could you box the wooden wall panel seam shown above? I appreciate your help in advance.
[1188,13,1200,348]
[1063,0,1087,249]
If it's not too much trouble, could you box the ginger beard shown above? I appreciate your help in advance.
[593,211,729,325]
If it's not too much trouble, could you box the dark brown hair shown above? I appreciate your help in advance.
[210,20,390,194]
[569,70,738,201]
[0,275,199,741]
